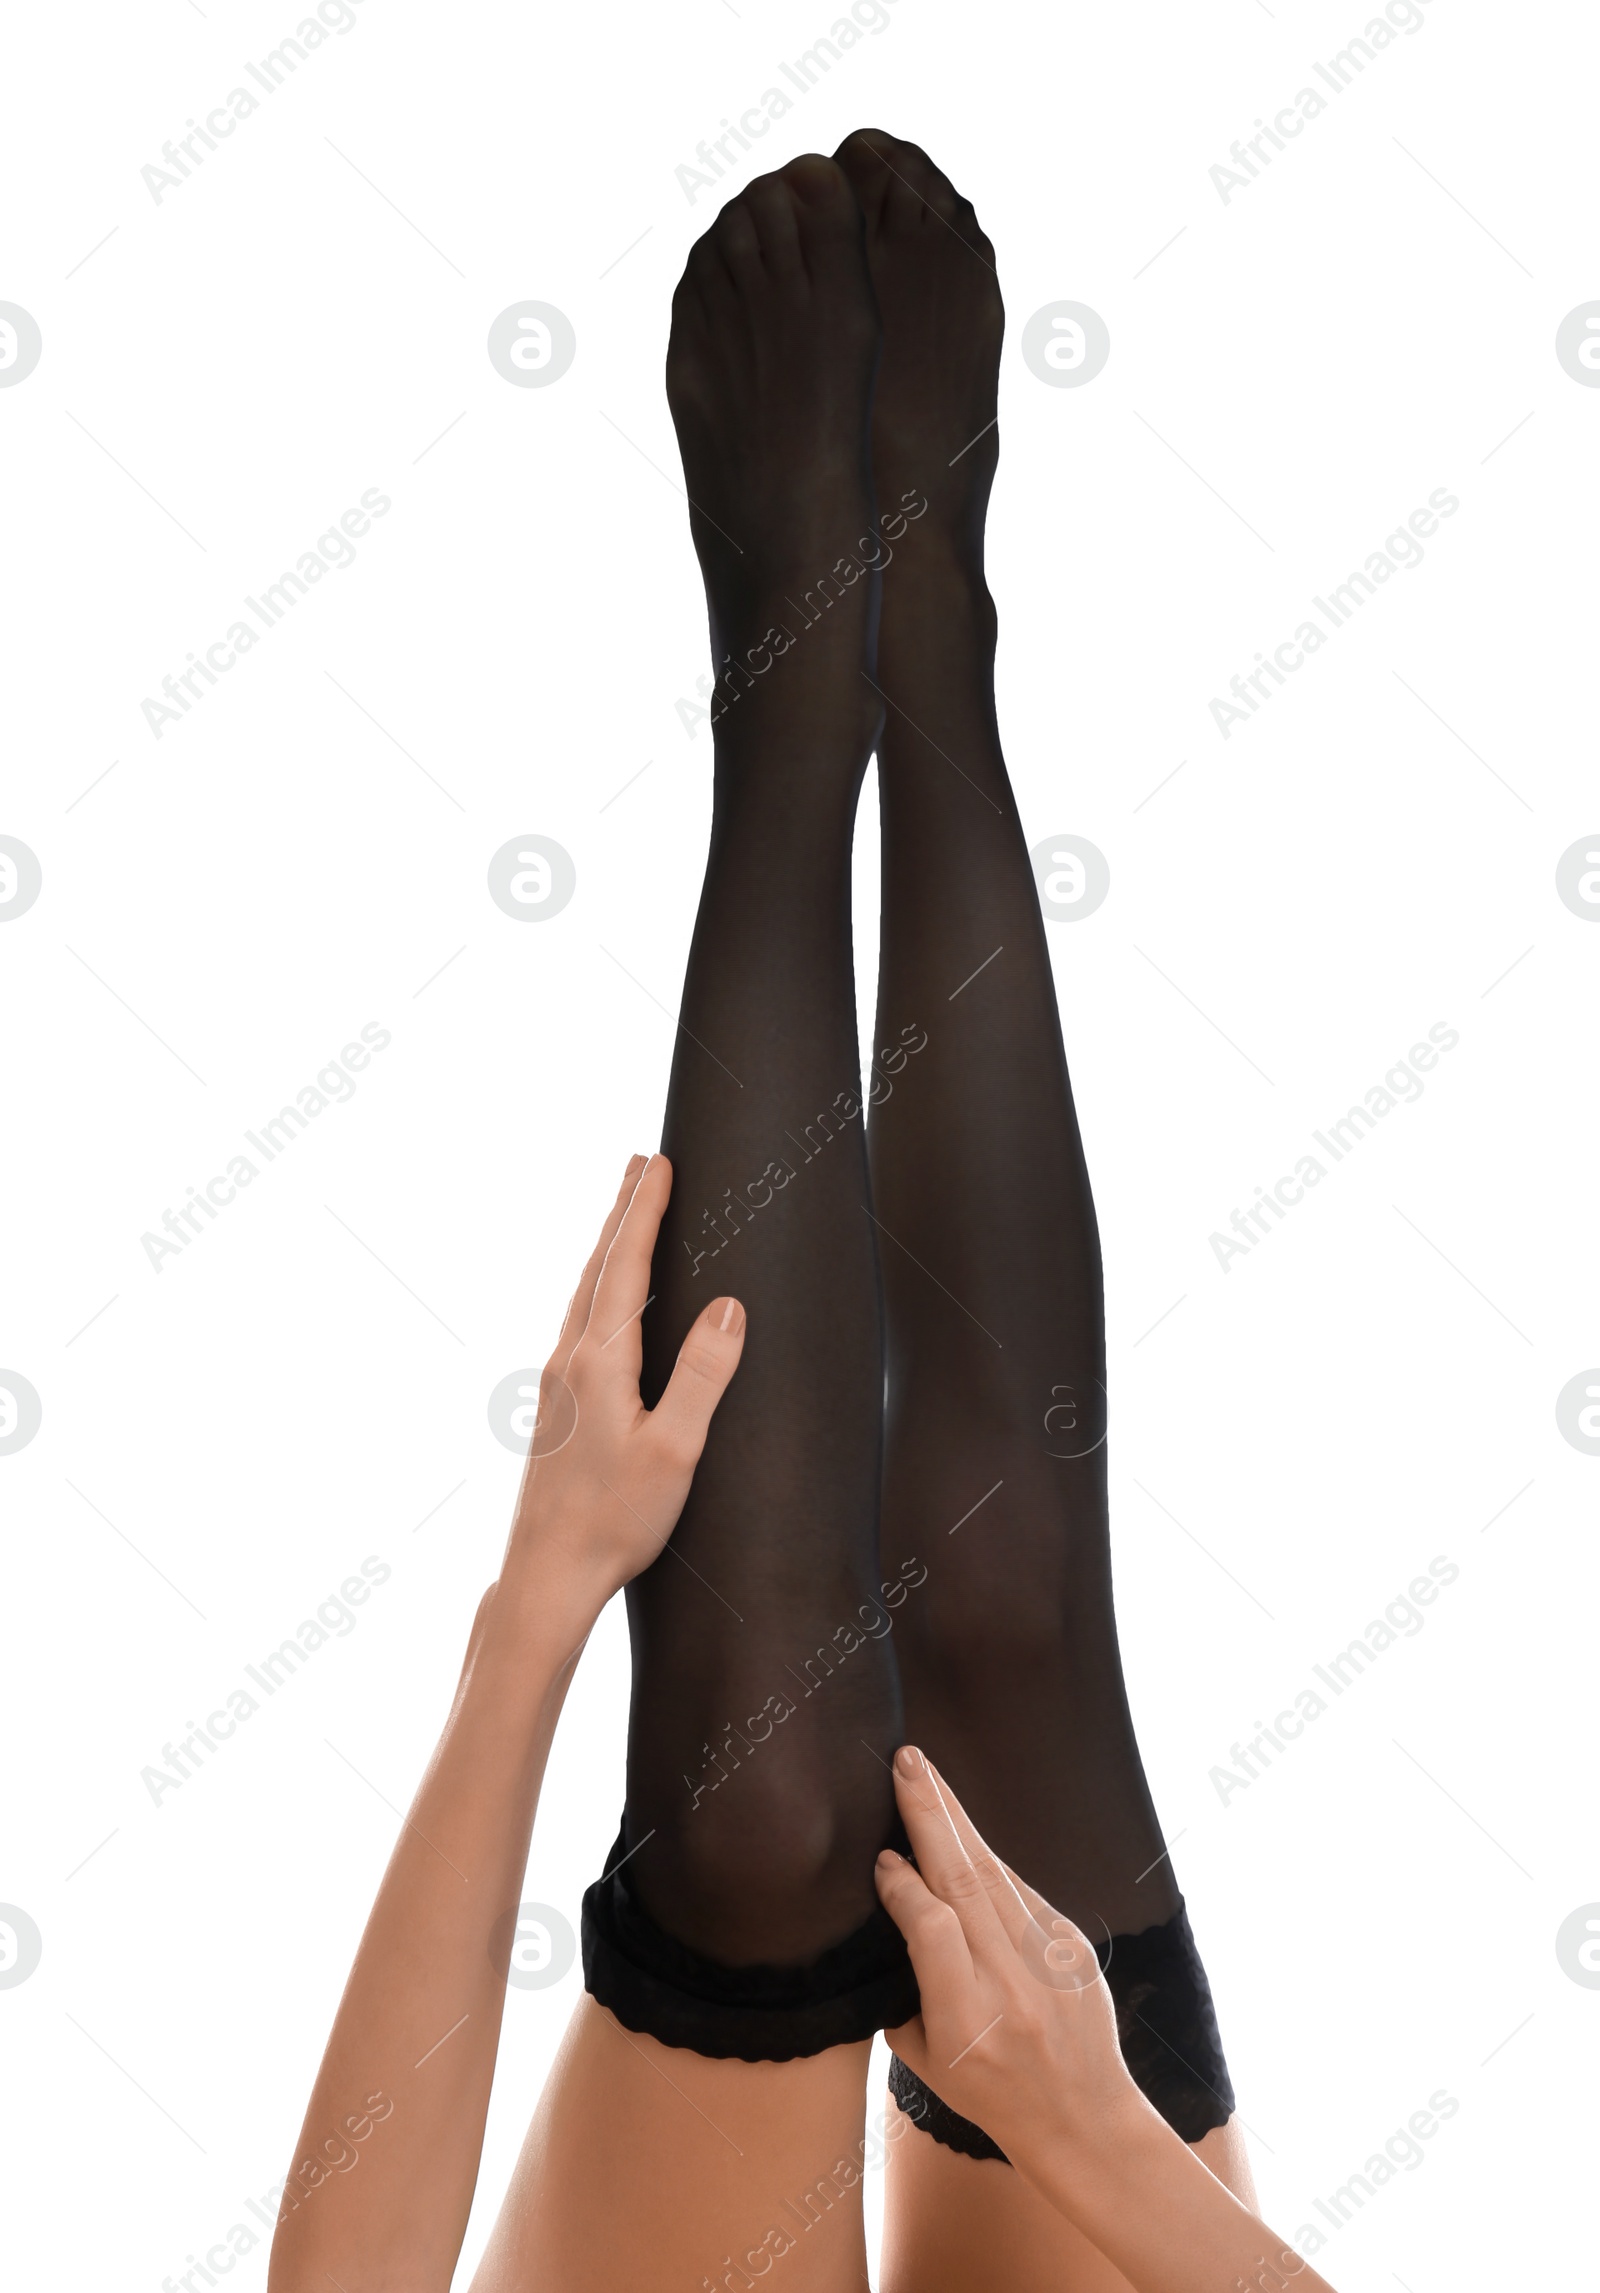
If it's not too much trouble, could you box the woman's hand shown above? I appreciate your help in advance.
[502,1153,745,1623]
[268,1152,737,2293]
[876,1748,1337,2293]
[874,1746,1143,2173]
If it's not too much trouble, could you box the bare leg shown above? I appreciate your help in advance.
[472,2002,878,2293]
[882,2098,1255,2293]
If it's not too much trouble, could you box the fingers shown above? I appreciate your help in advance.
[584,1152,672,1364]
[999,1858,1105,1995]
[874,1851,982,2051]
[648,1295,747,1464]
[891,1749,1026,1957]
[554,1155,647,1364]
[999,1857,1070,1932]
[924,1758,1034,1949]
[919,1761,1098,1990]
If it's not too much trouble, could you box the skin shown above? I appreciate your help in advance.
[268,1157,1327,2293]
[267,1153,752,2293]
[271,144,1333,2293]
[823,125,1270,2282]
[873,1753,1333,2293]
[477,154,907,2293]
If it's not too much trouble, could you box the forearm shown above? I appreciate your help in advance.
[265,1146,748,2288]
[268,1563,598,2293]
[1021,2099,1336,2293]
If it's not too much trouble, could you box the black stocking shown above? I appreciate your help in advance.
[581,154,920,2060]
[583,146,1235,2142]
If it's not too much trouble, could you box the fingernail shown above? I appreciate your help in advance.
[715,1297,745,1334]
[877,1849,903,1870]
[895,1744,921,1776]
[625,1154,645,1178]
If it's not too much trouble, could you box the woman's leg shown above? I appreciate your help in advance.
[878,2095,1257,2293]
[473,2006,880,2293]
[830,130,1255,2285]
[479,155,911,2291]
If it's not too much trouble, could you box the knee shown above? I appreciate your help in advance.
[639,1722,880,1965]
[686,1762,838,1892]
[892,1471,1110,1659]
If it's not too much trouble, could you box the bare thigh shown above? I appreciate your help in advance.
[881,2097,1258,2293]
[471,1996,877,2293]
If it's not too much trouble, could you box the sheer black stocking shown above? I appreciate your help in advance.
[584,140,1235,2140]
[582,155,921,2057]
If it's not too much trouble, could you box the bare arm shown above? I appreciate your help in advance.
[268,1154,745,2293]
[875,1749,1339,2293]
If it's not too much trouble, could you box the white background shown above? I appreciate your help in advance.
[2,0,1596,2285]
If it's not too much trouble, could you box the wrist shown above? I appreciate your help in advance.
[1009,2082,1169,2223]
[484,1546,611,1679]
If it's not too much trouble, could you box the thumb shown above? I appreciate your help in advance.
[650,1296,746,1460]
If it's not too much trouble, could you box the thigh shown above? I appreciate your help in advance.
[881,2093,1258,2293]
[471,1996,876,2293]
